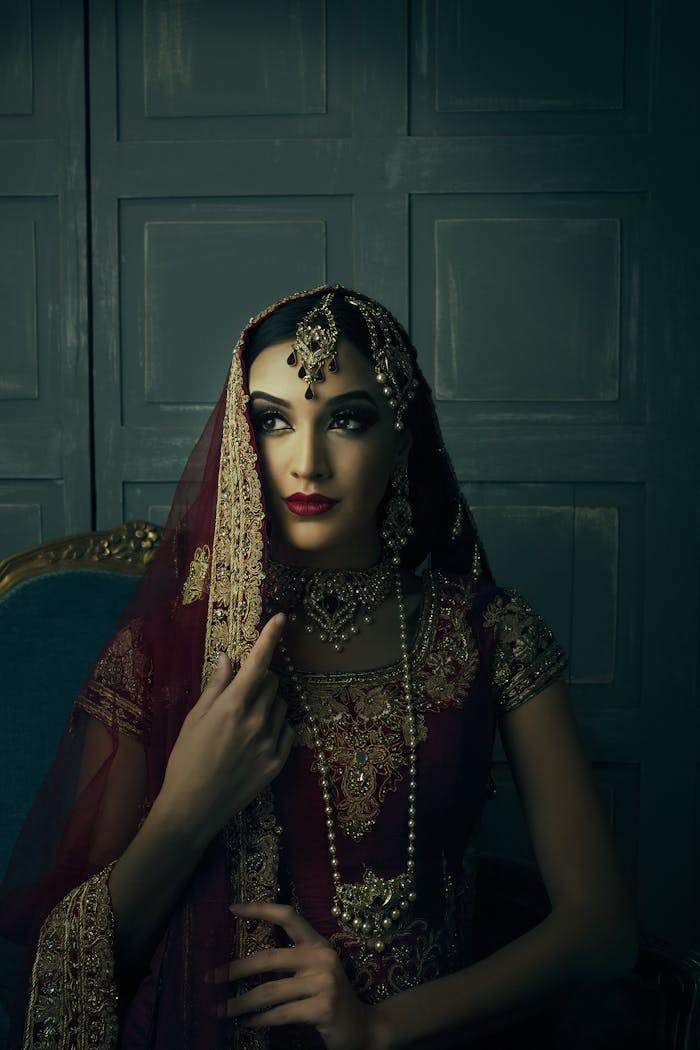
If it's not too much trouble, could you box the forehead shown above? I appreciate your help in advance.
[247,337,381,402]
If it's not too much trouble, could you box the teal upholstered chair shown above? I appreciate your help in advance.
[0,522,160,1047]
[0,524,698,1049]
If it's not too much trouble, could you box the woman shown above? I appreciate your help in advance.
[0,286,638,1049]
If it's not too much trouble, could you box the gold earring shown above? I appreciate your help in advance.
[380,465,414,564]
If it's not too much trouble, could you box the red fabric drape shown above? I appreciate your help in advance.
[0,286,492,1050]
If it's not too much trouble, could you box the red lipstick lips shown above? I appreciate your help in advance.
[284,492,338,517]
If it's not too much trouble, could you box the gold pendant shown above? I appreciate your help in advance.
[331,868,416,952]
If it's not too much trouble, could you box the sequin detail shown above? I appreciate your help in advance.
[483,589,568,714]
[23,863,118,1050]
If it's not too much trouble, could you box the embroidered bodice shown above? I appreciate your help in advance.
[272,570,568,1007]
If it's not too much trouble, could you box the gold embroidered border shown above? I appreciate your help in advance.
[23,863,118,1050]
[73,685,150,739]
[484,589,569,714]
[71,621,152,739]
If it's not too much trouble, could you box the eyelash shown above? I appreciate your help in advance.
[252,407,377,435]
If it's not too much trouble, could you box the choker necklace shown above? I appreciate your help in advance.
[278,566,417,953]
[265,557,394,651]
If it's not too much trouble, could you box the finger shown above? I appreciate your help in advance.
[234,614,287,692]
[194,651,234,717]
[229,902,325,945]
[209,947,299,984]
[223,945,329,984]
[221,975,317,1019]
[240,997,324,1029]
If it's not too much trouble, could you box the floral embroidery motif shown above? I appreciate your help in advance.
[330,916,454,1005]
[72,621,152,738]
[181,544,210,604]
[483,589,568,714]
[23,863,118,1050]
[282,574,479,840]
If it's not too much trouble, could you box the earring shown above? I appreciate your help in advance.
[381,465,414,564]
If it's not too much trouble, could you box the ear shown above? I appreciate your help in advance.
[393,426,412,468]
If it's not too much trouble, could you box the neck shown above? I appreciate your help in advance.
[268,535,383,571]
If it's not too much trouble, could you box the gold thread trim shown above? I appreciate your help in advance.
[181,544,211,605]
[22,863,119,1050]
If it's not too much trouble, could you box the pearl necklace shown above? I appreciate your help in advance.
[278,566,417,953]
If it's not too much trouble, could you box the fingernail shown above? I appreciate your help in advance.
[217,652,226,668]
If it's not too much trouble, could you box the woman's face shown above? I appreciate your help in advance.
[247,337,410,568]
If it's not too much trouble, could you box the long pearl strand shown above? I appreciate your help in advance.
[279,566,417,953]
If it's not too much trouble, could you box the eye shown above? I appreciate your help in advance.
[252,409,291,434]
[329,407,378,433]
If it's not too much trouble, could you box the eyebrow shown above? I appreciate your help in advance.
[249,389,379,409]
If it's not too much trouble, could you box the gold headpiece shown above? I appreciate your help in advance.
[287,290,417,428]
[346,295,417,431]
[286,292,340,400]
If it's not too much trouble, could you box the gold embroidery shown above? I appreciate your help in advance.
[223,790,282,1050]
[282,574,479,839]
[483,589,568,714]
[181,544,210,604]
[72,621,152,739]
[331,916,452,1005]
[23,863,118,1050]
[203,350,266,683]
[203,332,275,1050]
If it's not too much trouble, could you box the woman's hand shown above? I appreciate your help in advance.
[210,902,387,1050]
[154,614,294,846]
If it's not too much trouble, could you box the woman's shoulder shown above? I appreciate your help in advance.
[422,569,569,713]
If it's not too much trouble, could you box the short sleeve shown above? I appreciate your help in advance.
[72,620,152,739]
[483,589,568,715]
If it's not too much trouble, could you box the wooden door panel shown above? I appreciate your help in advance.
[0,0,89,558]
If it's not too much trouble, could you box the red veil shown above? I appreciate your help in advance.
[0,286,490,1049]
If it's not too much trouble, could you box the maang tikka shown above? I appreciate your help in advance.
[286,292,340,399]
[288,290,418,428]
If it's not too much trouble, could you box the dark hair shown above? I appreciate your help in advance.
[246,293,373,368]
[242,287,492,580]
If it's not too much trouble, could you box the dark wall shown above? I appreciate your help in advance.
[0,0,698,951]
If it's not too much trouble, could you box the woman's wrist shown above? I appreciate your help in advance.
[367,1001,398,1050]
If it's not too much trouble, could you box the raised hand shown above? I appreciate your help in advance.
[155,614,294,847]
[209,902,385,1050]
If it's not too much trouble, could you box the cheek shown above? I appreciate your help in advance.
[256,444,284,500]
[342,441,395,502]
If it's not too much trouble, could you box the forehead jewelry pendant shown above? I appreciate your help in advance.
[287,292,340,400]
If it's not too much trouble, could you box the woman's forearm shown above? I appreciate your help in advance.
[107,796,212,971]
[370,905,640,1050]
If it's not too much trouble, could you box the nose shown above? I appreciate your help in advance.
[290,423,330,481]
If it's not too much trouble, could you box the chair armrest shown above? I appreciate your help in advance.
[634,939,700,1049]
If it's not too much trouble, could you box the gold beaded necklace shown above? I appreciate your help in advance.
[278,566,417,953]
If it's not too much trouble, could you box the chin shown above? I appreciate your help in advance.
[269,515,376,563]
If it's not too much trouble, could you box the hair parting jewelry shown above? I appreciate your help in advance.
[278,566,417,953]
[287,291,418,427]
[344,296,419,431]
[286,291,340,399]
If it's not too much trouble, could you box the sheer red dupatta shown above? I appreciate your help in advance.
[0,292,299,1049]
[0,284,491,1050]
